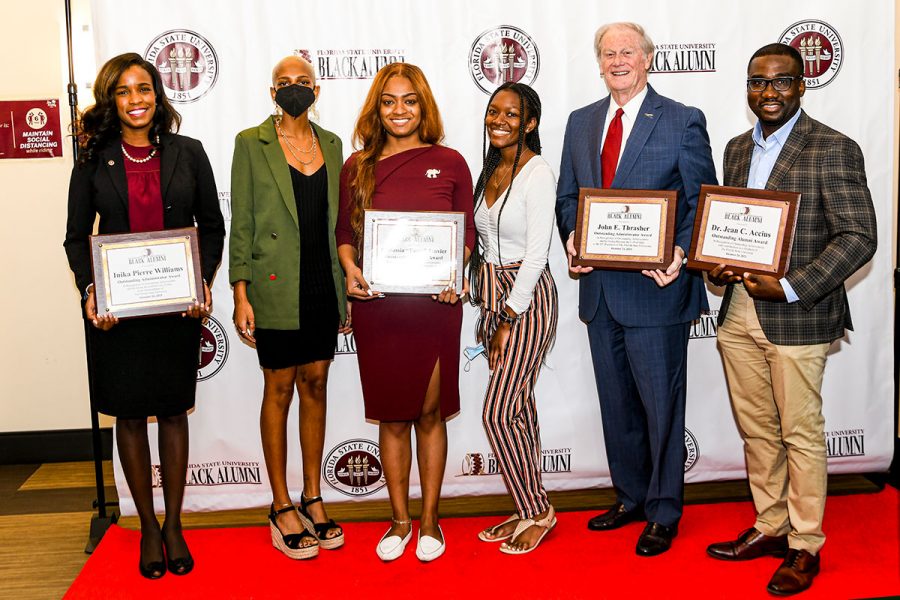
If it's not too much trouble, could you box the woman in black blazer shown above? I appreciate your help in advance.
[64,53,225,579]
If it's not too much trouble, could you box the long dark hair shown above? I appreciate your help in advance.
[74,52,181,165]
[468,82,542,306]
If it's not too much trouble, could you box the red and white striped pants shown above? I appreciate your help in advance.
[478,262,558,519]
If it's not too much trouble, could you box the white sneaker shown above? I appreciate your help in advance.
[376,522,412,562]
[415,525,445,562]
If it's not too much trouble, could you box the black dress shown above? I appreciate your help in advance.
[254,164,338,369]
[89,144,201,418]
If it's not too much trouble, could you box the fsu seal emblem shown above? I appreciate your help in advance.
[684,428,700,472]
[469,26,540,94]
[323,439,387,497]
[779,20,843,89]
[197,315,228,381]
[145,30,219,103]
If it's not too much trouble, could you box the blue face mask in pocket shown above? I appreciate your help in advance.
[463,343,486,372]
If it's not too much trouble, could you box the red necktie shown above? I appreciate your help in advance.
[601,108,624,188]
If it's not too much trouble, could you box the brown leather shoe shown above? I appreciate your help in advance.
[706,527,788,561]
[766,549,820,596]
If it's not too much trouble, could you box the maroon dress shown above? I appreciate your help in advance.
[337,146,475,421]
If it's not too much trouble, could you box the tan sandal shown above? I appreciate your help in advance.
[477,514,520,542]
[499,506,556,555]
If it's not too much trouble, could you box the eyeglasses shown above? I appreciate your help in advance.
[746,76,802,92]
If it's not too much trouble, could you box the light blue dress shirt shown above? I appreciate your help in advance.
[746,108,802,303]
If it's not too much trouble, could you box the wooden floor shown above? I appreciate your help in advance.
[0,460,884,599]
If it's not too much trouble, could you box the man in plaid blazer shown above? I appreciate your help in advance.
[705,43,877,596]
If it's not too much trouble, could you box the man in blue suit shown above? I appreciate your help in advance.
[556,22,717,556]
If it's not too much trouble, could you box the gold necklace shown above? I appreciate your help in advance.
[277,121,317,166]
[492,162,513,190]
[121,143,157,164]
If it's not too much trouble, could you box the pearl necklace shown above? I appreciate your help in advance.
[277,121,318,166]
[121,143,157,164]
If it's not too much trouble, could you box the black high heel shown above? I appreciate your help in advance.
[162,527,194,576]
[298,493,345,550]
[269,503,319,559]
[138,535,166,580]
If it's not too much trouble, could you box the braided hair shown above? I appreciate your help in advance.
[468,82,542,306]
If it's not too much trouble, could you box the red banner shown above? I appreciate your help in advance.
[0,99,63,159]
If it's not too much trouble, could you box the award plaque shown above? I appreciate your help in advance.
[89,227,203,319]
[572,188,677,270]
[362,210,465,294]
[687,185,800,278]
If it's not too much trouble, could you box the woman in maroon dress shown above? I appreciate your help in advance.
[336,63,474,562]
[64,53,225,579]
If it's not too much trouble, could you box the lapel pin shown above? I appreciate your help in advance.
[644,113,654,119]
[107,159,115,166]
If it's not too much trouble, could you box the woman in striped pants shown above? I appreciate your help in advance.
[469,82,559,555]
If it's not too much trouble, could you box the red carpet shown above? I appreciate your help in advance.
[66,487,900,600]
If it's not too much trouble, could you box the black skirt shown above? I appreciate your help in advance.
[88,315,201,418]
[253,304,338,369]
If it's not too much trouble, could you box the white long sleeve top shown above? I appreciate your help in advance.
[474,155,557,314]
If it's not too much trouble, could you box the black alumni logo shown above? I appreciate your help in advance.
[651,42,717,74]
[152,460,262,488]
[689,310,718,340]
[826,429,865,458]
[458,448,572,476]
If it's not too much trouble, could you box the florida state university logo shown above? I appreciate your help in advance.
[684,428,700,472]
[145,29,219,103]
[469,26,540,94]
[324,439,386,497]
[779,20,843,89]
[198,315,228,381]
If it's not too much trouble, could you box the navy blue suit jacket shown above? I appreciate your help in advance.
[556,85,717,326]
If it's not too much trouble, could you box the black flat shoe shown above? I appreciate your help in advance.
[298,493,345,550]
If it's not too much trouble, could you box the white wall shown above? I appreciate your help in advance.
[0,0,102,432]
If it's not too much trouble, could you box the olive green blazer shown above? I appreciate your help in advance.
[229,117,346,328]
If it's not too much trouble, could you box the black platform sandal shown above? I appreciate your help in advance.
[298,493,345,550]
[269,503,319,559]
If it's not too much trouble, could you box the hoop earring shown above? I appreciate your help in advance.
[309,101,320,123]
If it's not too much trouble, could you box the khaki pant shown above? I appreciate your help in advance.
[718,284,829,554]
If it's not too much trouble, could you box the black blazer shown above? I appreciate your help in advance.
[64,133,226,294]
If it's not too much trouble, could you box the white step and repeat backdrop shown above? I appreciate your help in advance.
[89,0,895,515]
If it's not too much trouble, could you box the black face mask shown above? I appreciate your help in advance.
[274,84,316,118]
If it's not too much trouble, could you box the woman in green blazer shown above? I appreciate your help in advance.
[229,55,348,560]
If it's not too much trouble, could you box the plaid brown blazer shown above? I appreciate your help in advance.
[718,111,877,345]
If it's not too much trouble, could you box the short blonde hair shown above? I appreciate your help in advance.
[594,22,655,63]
